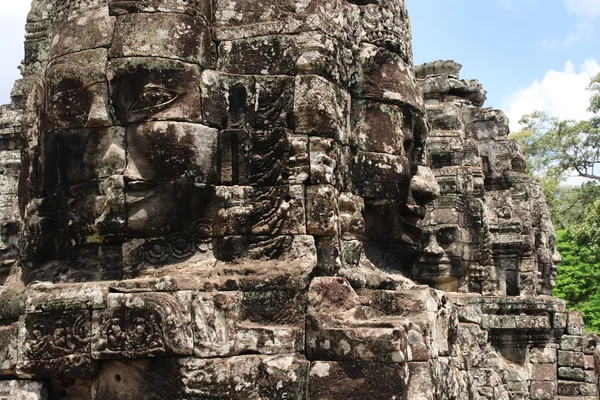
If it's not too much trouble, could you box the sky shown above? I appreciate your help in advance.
[407,0,600,131]
[0,1,28,107]
[0,0,599,133]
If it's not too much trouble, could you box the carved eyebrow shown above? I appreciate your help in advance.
[83,81,106,89]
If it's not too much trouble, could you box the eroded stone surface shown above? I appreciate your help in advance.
[0,1,598,399]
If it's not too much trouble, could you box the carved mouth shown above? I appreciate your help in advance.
[126,180,156,192]
[125,180,157,204]
[416,257,453,266]
[399,203,427,227]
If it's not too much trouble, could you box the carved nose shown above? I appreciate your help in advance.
[424,236,444,257]
[86,95,110,127]
[410,166,440,205]
[552,250,562,265]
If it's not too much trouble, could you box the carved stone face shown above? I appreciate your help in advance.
[41,9,215,249]
[415,195,490,292]
[34,0,438,283]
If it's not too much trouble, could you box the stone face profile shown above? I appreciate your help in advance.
[0,0,597,399]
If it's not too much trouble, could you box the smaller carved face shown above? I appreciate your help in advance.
[418,223,465,285]
[415,196,490,292]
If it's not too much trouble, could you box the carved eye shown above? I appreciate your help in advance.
[437,227,459,244]
[51,89,90,119]
[129,85,178,113]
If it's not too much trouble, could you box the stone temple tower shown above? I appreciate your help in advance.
[0,1,597,399]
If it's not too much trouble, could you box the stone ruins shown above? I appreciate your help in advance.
[0,0,597,399]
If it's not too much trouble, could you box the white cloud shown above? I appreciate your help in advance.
[502,58,600,132]
[564,0,600,19]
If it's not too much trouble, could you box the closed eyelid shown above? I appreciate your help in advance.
[128,85,179,112]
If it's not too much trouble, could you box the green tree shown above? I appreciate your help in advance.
[573,198,600,255]
[511,72,600,332]
[510,72,600,181]
[588,73,600,116]
[515,113,600,181]
[554,230,600,333]
[541,180,600,230]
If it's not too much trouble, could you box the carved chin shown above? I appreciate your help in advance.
[126,198,177,237]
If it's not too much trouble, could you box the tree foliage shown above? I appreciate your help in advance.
[572,198,600,255]
[541,179,600,230]
[510,73,600,333]
[554,230,600,333]
[589,73,600,116]
[510,72,600,181]
[515,113,600,181]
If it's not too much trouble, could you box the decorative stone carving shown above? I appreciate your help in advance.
[91,292,193,359]
[17,311,95,379]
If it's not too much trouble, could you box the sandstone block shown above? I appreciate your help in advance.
[567,311,586,336]
[192,290,304,358]
[108,58,202,125]
[309,137,340,186]
[110,13,213,66]
[0,380,47,400]
[531,364,557,381]
[337,193,365,241]
[557,381,598,396]
[109,0,212,17]
[530,380,556,400]
[350,100,405,154]
[558,367,585,381]
[201,71,294,130]
[308,361,408,400]
[315,237,342,276]
[0,322,18,376]
[560,335,587,352]
[218,33,345,84]
[558,351,585,368]
[17,311,96,379]
[355,44,423,112]
[584,354,595,370]
[91,292,193,359]
[306,185,339,237]
[294,75,349,141]
[180,354,309,399]
[46,49,112,130]
[50,7,116,60]
[530,347,557,364]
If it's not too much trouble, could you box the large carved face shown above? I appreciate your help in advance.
[42,8,215,251]
[34,0,438,283]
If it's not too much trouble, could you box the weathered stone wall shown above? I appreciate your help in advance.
[0,105,22,284]
[0,1,597,399]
